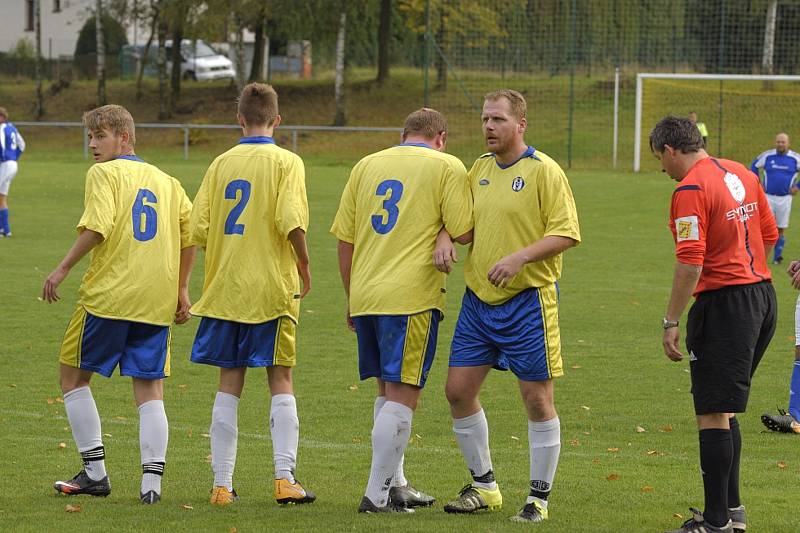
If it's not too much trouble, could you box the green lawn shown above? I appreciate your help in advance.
[0,146,798,532]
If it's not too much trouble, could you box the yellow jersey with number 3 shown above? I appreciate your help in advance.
[464,147,581,305]
[77,156,192,325]
[330,143,473,316]
[189,137,309,324]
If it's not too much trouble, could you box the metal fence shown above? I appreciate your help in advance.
[14,121,402,160]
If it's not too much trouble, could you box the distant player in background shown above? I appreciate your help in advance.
[439,90,580,523]
[42,105,196,505]
[188,83,316,507]
[331,108,473,513]
[751,133,800,264]
[761,260,800,435]
[688,111,708,149]
[0,107,26,237]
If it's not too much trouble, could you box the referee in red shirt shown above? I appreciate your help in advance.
[651,116,778,533]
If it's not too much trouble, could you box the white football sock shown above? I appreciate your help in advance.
[453,409,496,490]
[211,391,239,491]
[64,386,106,481]
[365,401,412,506]
[139,399,168,495]
[270,393,298,483]
[527,417,561,505]
[374,396,407,487]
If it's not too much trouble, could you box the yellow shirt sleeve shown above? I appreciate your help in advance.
[541,164,581,244]
[441,159,473,239]
[189,167,212,248]
[330,166,358,244]
[275,154,309,238]
[77,165,115,239]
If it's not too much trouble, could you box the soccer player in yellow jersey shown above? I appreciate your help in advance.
[331,108,473,513]
[188,83,314,507]
[42,105,195,504]
[439,90,581,523]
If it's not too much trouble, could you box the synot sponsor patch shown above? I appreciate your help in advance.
[675,215,699,241]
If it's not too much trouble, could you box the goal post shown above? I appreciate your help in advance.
[633,73,800,172]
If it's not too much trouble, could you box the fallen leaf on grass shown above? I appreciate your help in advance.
[607,447,620,453]
[201,433,210,438]
[571,364,582,369]
[510,436,520,441]
[581,405,591,410]
[114,416,126,421]
[58,442,66,449]
[569,439,580,446]
[583,431,591,435]
[55,397,64,403]
[181,504,194,510]
[778,461,787,469]
[674,513,684,520]
[205,454,212,463]
[660,424,673,433]
[65,504,81,513]
[352,437,362,444]
[46,398,55,405]
[178,384,188,390]
[591,458,600,465]
[229,528,237,533]
[8,384,16,388]
[641,486,654,493]
[103,433,112,438]
[635,426,646,433]
[348,384,358,391]
[606,474,618,481]
[186,429,193,438]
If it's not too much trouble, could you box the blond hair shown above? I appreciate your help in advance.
[0,107,8,120]
[82,104,136,146]
[238,83,279,127]
[484,89,527,120]
[402,108,447,140]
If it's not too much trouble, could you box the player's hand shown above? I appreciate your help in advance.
[42,265,69,303]
[488,253,525,287]
[662,327,683,362]
[433,236,458,273]
[788,261,800,289]
[175,286,192,324]
[346,307,355,332]
[297,260,311,299]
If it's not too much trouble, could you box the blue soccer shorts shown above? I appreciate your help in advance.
[449,285,563,381]
[59,306,171,379]
[353,310,441,388]
[190,316,296,368]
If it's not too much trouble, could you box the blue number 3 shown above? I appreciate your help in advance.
[371,179,404,234]
[132,188,158,241]
[225,179,252,235]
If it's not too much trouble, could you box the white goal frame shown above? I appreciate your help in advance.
[633,73,800,171]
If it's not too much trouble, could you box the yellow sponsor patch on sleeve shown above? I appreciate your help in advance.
[675,215,699,241]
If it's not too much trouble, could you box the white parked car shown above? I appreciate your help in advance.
[166,39,236,81]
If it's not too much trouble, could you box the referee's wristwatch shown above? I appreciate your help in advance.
[662,318,679,330]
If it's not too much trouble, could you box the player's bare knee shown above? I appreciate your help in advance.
[59,365,90,394]
[132,378,163,406]
[267,365,294,395]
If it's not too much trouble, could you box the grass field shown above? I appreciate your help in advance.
[1,145,799,532]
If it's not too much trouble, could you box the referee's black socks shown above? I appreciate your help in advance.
[699,428,733,528]
[727,416,742,509]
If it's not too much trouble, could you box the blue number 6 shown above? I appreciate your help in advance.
[371,179,404,234]
[132,188,158,241]
[224,179,252,235]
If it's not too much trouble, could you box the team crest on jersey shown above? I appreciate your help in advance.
[723,172,746,204]
[675,215,699,241]
[479,178,490,186]
[511,176,525,192]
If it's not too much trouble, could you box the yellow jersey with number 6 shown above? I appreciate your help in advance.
[330,143,473,316]
[189,137,309,324]
[77,156,192,326]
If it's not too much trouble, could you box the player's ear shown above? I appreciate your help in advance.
[518,117,527,133]
[272,114,282,128]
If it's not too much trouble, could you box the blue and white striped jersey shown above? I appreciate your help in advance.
[0,122,25,162]
[751,149,800,196]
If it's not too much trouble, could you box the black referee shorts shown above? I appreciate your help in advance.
[685,281,777,415]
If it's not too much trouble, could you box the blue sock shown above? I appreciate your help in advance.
[0,208,8,235]
[789,361,800,422]
[775,235,785,261]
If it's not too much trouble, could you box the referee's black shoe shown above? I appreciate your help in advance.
[761,408,800,433]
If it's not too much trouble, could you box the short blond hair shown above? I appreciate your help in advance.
[82,104,136,146]
[238,83,278,127]
[0,107,8,120]
[484,89,527,121]
[402,108,447,140]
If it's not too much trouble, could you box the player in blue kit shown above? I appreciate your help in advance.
[751,133,800,264]
[0,107,26,237]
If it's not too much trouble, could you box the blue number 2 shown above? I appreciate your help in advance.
[371,179,404,234]
[132,188,158,241]
[224,179,252,235]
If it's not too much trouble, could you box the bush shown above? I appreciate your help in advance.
[7,38,36,60]
[74,15,128,56]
